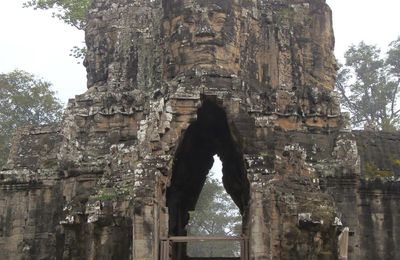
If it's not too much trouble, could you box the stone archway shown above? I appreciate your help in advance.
[166,98,250,259]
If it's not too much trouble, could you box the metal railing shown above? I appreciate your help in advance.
[160,236,249,260]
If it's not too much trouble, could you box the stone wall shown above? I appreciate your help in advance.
[325,131,400,260]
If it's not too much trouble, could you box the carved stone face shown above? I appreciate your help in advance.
[164,0,240,77]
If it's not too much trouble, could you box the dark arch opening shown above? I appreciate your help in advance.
[166,98,250,259]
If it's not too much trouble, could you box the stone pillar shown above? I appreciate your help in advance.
[338,227,349,260]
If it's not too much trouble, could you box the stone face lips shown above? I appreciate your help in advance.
[0,0,399,259]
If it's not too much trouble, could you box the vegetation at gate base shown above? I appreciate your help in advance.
[0,70,63,168]
[186,172,242,257]
[336,37,400,131]
[365,162,394,180]
[391,158,400,167]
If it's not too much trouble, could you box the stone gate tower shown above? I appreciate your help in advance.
[2,0,399,260]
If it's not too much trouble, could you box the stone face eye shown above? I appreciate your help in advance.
[214,16,226,25]
[211,13,227,26]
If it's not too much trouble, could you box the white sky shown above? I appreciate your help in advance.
[0,0,86,105]
[0,0,399,105]
[328,0,400,62]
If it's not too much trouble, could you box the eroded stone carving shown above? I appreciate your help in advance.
[163,0,241,77]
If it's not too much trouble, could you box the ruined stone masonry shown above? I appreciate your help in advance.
[1,0,399,259]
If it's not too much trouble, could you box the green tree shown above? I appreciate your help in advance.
[23,0,91,61]
[23,0,91,30]
[387,37,400,116]
[0,70,63,168]
[186,172,242,257]
[336,39,400,131]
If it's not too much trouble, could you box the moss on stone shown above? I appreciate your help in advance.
[94,184,130,201]
[365,162,394,180]
[391,158,400,167]
[41,159,58,169]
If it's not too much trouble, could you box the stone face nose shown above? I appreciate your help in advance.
[195,19,215,38]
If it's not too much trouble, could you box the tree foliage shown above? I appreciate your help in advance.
[23,0,90,62]
[23,0,91,30]
[0,70,63,168]
[186,172,242,257]
[336,38,400,131]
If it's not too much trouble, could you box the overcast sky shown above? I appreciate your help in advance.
[0,0,399,105]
